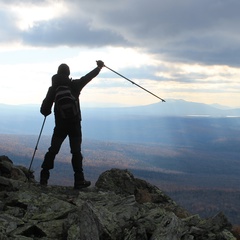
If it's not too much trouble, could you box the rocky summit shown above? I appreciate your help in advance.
[0,155,237,240]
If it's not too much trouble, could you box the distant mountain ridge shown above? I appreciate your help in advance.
[116,99,240,117]
[1,99,239,118]
[0,99,239,136]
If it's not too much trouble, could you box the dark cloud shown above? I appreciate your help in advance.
[2,0,240,66]
[75,0,240,66]
[109,1,240,66]
[22,17,129,47]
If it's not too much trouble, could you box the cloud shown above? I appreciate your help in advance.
[0,9,20,43]
[22,17,128,47]
[2,0,240,67]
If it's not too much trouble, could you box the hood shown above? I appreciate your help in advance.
[52,74,71,89]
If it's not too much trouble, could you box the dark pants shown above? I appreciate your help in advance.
[41,119,84,180]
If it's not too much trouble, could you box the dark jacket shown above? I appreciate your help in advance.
[40,67,101,121]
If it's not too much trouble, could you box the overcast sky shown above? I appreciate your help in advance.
[0,0,240,107]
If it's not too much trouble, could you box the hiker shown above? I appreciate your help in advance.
[39,60,104,189]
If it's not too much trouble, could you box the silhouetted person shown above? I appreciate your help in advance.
[40,60,104,189]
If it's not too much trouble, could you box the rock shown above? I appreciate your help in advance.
[0,155,35,183]
[95,168,173,204]
[0,156,237,240]
[0,176,13,191]
[0,155,13,177]
[96,168,190,219]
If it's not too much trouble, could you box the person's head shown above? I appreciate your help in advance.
[57,63,70,76]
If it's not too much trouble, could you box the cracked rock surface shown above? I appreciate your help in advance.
[0,155,236,239]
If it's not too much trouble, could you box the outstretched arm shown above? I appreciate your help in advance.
[73,60,104,91]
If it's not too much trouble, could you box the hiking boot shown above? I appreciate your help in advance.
[74,180,91,189]
[40,169,50,186]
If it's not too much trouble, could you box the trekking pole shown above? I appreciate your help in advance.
[104,65,166,102]
[27,116,46,180]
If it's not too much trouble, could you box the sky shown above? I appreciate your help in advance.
[0,0,240,108]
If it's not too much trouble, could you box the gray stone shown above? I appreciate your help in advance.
[0,156,237,240]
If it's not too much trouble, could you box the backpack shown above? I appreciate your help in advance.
[54,85,79,119]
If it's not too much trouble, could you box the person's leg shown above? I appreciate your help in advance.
[69,123,91,189]
[40,126,67,185]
